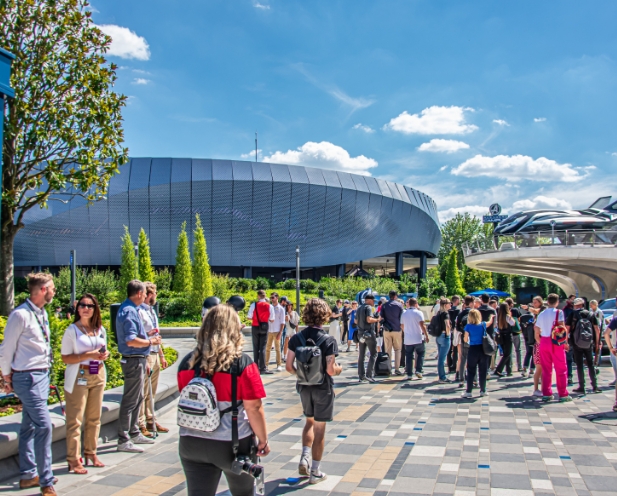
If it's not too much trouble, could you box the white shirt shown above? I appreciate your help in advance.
[536,307,564,337]
[401,307,425,345]
[0,299,50,374]
[139,303,160,352]
[61,324,107,394]
[270,303,286,333]
[286,311,300,335]
[247,299,275,322]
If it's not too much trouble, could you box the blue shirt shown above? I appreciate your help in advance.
[609,316,617,331]
[116,298,150,356]
[465,322,487,346]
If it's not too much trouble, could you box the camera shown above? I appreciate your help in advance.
[231,455,264,479]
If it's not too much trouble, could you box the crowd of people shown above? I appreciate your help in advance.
[4,275,617,496]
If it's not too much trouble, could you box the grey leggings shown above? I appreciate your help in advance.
[180,435,256,496]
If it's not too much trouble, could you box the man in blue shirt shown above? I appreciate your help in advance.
[116,280,162,453]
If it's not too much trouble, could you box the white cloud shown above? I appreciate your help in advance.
[612,152,617,157]
[451,154,594,183]
[417,139,470,153]
[254,2,271,9]
[263,141,378,176]
[132,69,150,75]
[384,106,478,135]
[493,119,509,126]
[352,123,374,133]
[241,149,262,160]
[97,24,150,61]
[438,205,488,223]
[534,117,547,122]
[511,196,572,211]
[132,78,150,85]
[439,165,448,171]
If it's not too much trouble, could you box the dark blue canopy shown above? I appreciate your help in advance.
[469,288,511,297]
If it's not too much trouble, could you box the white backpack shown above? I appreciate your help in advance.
[177,376,221,432]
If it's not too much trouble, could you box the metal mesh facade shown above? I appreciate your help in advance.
[14,159,441,268]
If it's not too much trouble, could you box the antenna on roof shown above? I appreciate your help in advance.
[255,132,258,163]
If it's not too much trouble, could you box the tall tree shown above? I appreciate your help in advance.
[493,273,512,294]
[119,226,137,292]
[445,248,465,297]
[0,0,127,314]
[173,221,192,293]
[190,214,213,312]
[438,212,484,271]
[418,267,447,301]
[137,228,155,283]
[464,266,493,294]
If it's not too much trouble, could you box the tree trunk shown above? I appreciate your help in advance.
[0,221,18,316]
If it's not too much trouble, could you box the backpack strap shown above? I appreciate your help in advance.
[315,333,329,348]
[297,330,307,347]
[230,357,239,456]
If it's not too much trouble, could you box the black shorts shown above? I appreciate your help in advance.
[299,385,335,422]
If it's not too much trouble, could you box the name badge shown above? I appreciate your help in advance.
[77,378,88,386]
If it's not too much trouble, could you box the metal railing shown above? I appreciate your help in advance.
[462,229,617,257]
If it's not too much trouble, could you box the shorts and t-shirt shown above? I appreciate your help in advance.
[288,326,338,422]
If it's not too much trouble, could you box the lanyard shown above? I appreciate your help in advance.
[76,323,100,351]
[25,300,49,345]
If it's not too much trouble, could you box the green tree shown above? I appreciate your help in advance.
[119,226,137,292]
[493,273,512,294]
[438,212,484,271]
[445,248,465,296]
[190,214,213,312]
[0,0,128,314]
[464,266,493,294]
[418,268,447,301]
[173,221,192,293]
[137,228,155,283]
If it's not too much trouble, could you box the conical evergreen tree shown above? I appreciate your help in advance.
[119,226,137,292]
[173,221,192,293]
[138,228,155,283]
[445,248,465,297]
[190,214,213,312]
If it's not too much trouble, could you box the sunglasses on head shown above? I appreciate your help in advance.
[78,303,96,309]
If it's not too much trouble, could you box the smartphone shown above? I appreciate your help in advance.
[99,345,106,353]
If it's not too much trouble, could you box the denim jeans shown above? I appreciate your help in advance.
[610,352,617,380]
[436,333,451,380]
[12,370,54,486]
[405,343,425,376]
[280,328,287,355]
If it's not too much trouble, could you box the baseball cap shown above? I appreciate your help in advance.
[573,298,585,306]
[344,299,350,304]
[380,297,387,303]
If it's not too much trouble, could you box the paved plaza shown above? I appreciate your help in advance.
[2,338,617,496]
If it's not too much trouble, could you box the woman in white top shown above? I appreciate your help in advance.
[283,302,300,357]
[61,294,109,474]
[494,302,517,377]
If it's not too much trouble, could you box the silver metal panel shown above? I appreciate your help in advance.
[386,181,403,202]
[129,158,151,243]
[191,159,213,248]
[250,162,272,262]
[304,166,326,186]
[269,164,293,265]
[170,158,192,263]
[149,158,171,265]
[375,178,393,198]
[336,171,356,191]
[350,175,370,193]
[211,160,234,265]
[364,176,381,195]
[321,169,341,188]
[231,161,253,265]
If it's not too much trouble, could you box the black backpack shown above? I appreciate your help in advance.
[574,314,594,349]
[520,314,536,345]
[456,310,469,333]
[428,313,443,337]
[295,331,328,386]
[375,352,391,377]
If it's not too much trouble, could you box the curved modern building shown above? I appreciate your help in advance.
[14,158,441,279]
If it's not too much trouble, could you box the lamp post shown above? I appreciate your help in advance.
[134,242,139,279]
[295,246,300,313]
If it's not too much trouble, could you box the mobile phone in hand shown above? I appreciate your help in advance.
[99,345,106,353]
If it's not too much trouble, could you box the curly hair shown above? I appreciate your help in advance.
[302,298,332,327]
[189,304,244,375]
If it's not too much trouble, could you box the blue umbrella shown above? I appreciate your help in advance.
[468,288,511,297]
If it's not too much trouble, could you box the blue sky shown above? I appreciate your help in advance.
[93,0,617,221]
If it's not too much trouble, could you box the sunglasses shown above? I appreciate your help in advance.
[78,303,96,309]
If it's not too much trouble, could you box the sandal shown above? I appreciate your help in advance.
[67,459,88,475]
[84,454,105,467]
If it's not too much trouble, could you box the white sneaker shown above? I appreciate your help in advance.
[117,440,144,453]
[405,375,413,381]
[298,454,310,476]
[480,390,488,397]
[132,434,155,444]
[532,390,543,397]
[276,365,284,371]
[461,391,472,398]
[309,471,328,485]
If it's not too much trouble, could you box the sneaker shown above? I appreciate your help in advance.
[367,377,376,384]
[405,375,413,381]
[358,377,368,383]
[458,382,464,388]
[480,390,488,397]
[461,391,472,398]
[309,471,328,485]
[559,395,573,403]
[261,369,274,375]
[533,390,543,397]
[132,434,155,444]
[276,365,284,371]
[438,378,453,384]
[521,371,528,378]
[542,396,553,402]
[394,370,403,376]
[117,440,144,453]
[416,373,423,379]
[506,373,513,377]
[298,454,310,476]
[568,377,574,386]
[493,371,503,378]
[592,387,601,393]
[572,387,585,394]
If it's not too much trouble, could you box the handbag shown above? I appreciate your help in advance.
[551,310,567,346]
[482,324,496,356]
[254,302,269,334]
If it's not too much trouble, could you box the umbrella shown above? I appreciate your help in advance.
[468,288,511,297]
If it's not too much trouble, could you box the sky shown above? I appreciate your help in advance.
[93,0,617,222]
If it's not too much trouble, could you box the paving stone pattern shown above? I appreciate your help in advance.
[2,340,617,496]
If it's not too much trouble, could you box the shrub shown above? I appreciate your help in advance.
[300,279,318,292]
[190,214,213,313]
[236,278,256,292]
[154,267,173,292]
[119,226,137,291]
[84,269,120,307]
[173,221,193,293]
[282,279,296,290]
[137,228,155,283]
[255,277,271,290]
[162,296,192,319]
[14,277,27,293]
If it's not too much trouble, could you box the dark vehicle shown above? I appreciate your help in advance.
[495,196,617,235]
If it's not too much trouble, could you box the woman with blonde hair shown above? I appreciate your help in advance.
[461,309,494,398]
[177,304,270,496]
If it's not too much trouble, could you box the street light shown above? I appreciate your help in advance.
[296,246,300,313]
